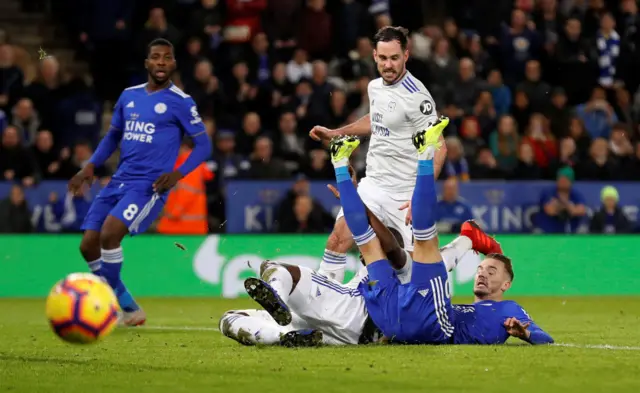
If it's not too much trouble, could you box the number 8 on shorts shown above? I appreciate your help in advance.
[123,204,139,221]
[111,191,165,235]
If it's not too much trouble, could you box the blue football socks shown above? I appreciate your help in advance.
[412,159,438,241]
[334,165,375,246]
[100,247,140,313]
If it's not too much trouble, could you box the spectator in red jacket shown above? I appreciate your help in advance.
[224,0,267,44]
[521,113,557,174]
[297,0,333,60]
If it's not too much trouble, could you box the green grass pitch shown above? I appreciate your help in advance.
[1,297,639,393]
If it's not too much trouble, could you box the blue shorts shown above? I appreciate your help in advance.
[358,260,454,344]
[81,181,166,235]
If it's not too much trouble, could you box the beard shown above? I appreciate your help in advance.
[378,64,404,84]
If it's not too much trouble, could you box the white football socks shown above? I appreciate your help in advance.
[440,235,473,272]
[219,312,284,345]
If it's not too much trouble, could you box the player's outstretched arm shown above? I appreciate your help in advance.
[309,114,371,141]
[525,322,554,345]
[504,316,554,345]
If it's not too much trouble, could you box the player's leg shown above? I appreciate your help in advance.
[329,136,387,266]
[410,117,449,267]
[329,136,401,339]
[241,265,326,347]
[244,261,302,326]
[219,309,290,346]
[402,117,455,343]
[100,215,144,323]
[439,220,503,272]
[100,190,165,325]
[79,230,102,274]
[364,206,408,271]
[80,186,140,317]
[286,266,366,346]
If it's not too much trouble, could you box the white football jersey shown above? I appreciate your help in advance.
[366,70,437,197]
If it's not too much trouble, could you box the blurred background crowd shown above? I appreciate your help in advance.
[0,0,639,235]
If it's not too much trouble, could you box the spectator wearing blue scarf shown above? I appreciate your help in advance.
[596,13,620,87]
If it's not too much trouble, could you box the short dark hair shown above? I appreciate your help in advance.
[147,38,174,57]
[373,26,410,50]
[486,253,514,281]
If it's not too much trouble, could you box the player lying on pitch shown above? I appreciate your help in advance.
[330,116,553,345]
[220,215,494,347]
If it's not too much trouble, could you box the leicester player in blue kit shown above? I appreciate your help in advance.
[328,116,554,345]
[68,39,212,326]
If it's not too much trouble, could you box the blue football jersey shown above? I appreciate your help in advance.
[110,83,206,183]
[452,300,553,345]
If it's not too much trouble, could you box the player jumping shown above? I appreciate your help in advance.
[68,38,212,325]
[327,117,553,345]
[308,26,446,283]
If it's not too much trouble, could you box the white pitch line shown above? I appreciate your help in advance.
[553,343,640,351]
[131,327,640,351]
[135,325,220,332]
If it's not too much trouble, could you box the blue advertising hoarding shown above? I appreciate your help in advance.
[224,180,640,233]
[1,180,639,233]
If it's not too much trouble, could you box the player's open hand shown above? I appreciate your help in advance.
[153,170,184,193]
[504,317,531,340]
[399,201,412,226]
[68,164,95,196]
[309,126,335,141]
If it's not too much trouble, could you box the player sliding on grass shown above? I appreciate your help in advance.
[68,38,211,326]
[332,116,553,345]
[221,168,518,347]
[220,218,490,346]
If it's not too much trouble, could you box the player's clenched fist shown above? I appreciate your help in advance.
[68,164,95,196]
[309,125,335,141]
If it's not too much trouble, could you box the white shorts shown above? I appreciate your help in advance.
[287,266,367,345]
[336,177,414,251]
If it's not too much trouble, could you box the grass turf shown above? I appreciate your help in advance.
[0,297,639,393]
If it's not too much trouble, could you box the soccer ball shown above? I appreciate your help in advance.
[45,273,120,344]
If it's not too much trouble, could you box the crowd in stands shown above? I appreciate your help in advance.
[1,0,640,234]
